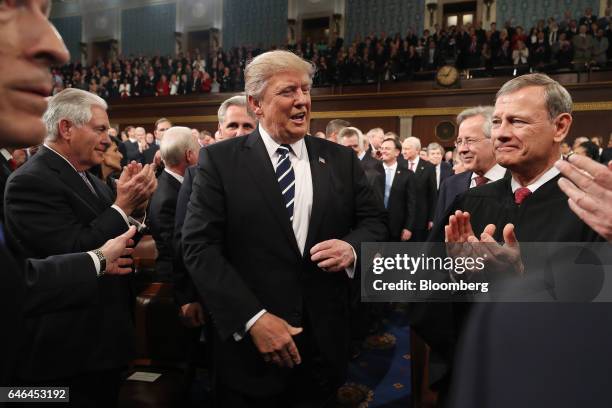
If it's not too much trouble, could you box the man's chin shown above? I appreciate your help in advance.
[0,117,46,149]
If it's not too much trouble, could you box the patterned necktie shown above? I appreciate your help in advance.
[514,187,532,205]
[276,145,295,221]
[384,167,393,208]
[474,175,488,187]
[78,171,98,197]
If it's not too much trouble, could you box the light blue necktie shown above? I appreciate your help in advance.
[384,167,393,209]
[276,145,295,221]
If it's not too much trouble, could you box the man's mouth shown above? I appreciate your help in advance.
[290,112,306,124]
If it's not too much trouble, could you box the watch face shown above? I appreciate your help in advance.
[437,66,458,86]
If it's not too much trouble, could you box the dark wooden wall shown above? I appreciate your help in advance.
[108,72,612,147]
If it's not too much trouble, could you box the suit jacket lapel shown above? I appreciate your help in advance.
[244,131,301,258]
[39,146,107,215]
[303,137,331,257]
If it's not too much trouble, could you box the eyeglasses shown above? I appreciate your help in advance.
[454,137,486,147]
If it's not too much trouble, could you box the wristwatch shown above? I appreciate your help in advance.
[92,249,107,277]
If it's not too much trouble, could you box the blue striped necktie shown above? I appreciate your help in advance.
[276,144,295,222]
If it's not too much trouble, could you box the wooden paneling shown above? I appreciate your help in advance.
[106,73,612,143]
[412,116,457,151]
[309,116,399,136]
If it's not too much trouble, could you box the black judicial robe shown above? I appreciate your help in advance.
[411,174,605,397]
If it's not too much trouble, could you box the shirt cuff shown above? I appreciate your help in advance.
[345,245,357,279]
[87,251,102,277]
[111,204,130,228]
[233,309,267,341]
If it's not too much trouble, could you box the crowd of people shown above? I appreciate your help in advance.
[3,2,612,408]
[51,7,612,98]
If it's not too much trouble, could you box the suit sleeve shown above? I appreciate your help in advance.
[404,172,417,231]
[433,177,451,228]
[23,253,98,316]
[172,168,199,307]
[182,148,263,340]
[426,167,438,222]
[5,172,128,256]
[341,152,389,251]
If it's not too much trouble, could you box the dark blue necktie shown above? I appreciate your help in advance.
[0,222,5,247]
[276,144,295,222]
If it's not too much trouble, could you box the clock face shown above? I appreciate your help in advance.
[436,65,459,86]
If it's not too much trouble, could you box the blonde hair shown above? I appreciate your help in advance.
[245,50,315,100]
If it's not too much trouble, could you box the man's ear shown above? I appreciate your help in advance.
[553,113,572,143]
[57,119,73,141]
[247,95,262,116]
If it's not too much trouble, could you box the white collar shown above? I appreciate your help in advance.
[164,168,184,184]
[510,164,560,193]
[0,148,12,161]
[382,161,398,171]
[44,143,80,173]
[471,163,506,182]
[259,124,306,161]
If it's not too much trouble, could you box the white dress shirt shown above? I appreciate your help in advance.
[237,126,356,340]
[407,156,420,172]
[469,163,506,188]
[510,164,560,194]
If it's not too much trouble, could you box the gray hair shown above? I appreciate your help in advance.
[338,126,365,150]
[44,88,107,141]
[427,142,445,154]
[325,119,350,138]
[217,95,255,124]
[496,73,573,120]
[403,136,421,151]
[160,126,199,167]
[456,106,494,138]
[245,50,315,100]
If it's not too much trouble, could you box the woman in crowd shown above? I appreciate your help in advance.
[90,136,123,194]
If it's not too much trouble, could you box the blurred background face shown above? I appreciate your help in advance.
[219,105,256,139]
[340,135,360,154]
[457,115,495,174]
[103,141,123,171]
[380,140,399,163]
[428,148,443,165]
[145,133,155,144]
[0,0,69,148]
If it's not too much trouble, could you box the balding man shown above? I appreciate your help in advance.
[402,136,437,240]
[365,127,385,159]
[148,127,199,283]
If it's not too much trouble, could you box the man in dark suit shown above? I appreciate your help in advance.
[338,126,379,174]
[124,126,145,164]
[365,127,384,160]
[427,142,454,190]
[0,2,141,387]
[149,126,199,282]
[433,106,507,227]
[370,138,416,241]
[5,88,157,406]
[173,95,257,327]
[401,136,437,241]
[0,148,17,221]
[182,50,387,407]
[421,73,605,405]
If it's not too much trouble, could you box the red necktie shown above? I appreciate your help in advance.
[7,158,17,171]
[514,187,532,205]
[474,175,488,187]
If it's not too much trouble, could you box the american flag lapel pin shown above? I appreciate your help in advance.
[319,157,326,164]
